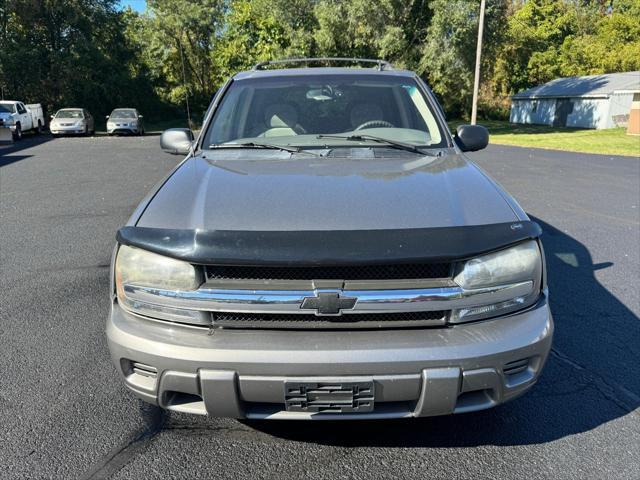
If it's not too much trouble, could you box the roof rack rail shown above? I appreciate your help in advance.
[252,57,393,71]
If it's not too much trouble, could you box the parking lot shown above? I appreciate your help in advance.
[1,135,638,479]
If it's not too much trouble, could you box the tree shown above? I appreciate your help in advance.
[0,0,163,118]
[142,0,225,112]
[214,1,289,81]
[420,0,507,117]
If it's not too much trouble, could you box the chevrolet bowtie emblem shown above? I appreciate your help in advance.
[301,292,357,316]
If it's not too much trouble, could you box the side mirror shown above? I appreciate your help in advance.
[105,115,109,119]
[454,124,489,152]
[160,128,194,155]
[50,115,54,119]
[138,114,143,119]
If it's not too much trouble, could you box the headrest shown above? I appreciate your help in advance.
[264,104,298,128]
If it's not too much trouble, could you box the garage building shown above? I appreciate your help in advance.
[510,71,640,130]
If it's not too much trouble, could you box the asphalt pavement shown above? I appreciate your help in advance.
[1,135,638,479]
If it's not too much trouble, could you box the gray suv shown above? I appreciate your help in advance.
[107,58,553,420]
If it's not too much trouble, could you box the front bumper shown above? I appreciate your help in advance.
[107,125,139,135]
[107,298,553,420]
[51,125,85,135]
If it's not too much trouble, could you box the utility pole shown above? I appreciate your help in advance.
[179,42,192,129]
[471,0,486,125]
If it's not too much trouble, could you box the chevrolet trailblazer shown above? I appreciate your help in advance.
[107,58,553,419]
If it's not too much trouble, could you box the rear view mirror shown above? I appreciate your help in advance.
[455,124,489,152]
[160,128,194,155]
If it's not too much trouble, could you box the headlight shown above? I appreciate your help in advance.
[129,121,137,127]
[4,118,14,125]
[115,245,207,324]
[451,240,542,323]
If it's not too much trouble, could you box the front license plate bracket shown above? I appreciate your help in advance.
[284,381,375,413]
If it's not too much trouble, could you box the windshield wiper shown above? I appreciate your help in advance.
[315,134,437,155]
[208,142,319,156]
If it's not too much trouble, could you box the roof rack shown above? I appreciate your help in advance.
[252,57,394,71]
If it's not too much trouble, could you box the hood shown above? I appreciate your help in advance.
[137,150,519,231]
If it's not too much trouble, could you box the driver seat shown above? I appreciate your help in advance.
[350,103,384,130]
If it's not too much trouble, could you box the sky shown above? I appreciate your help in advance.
[118,0,146,12]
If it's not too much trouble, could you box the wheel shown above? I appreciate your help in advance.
[13,123,22,140]
[84,125,89,136]
[37,120,43,134]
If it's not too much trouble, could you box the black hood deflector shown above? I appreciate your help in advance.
[116,221,542,266]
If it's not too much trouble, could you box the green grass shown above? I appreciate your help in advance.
[449,120,640,157]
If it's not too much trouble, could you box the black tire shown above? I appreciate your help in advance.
[13,123,22,140]
[37,120,43,134]
[84,125,89,137]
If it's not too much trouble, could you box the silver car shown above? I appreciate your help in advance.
[50,108,95,136]
[107,58,553,420]
[106,108,144,136]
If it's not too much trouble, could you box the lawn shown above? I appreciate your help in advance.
[144,117,193,133]
[449,120,640,157]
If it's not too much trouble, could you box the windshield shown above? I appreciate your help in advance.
[55,109,83,119]
[0,103,16,114]
[204,74,445,150]
[110,109,136,118]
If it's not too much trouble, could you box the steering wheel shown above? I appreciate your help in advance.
[354,120,395,130]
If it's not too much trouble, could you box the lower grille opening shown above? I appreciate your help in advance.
[132,362,158,378]
[503,358,530,376]
[122,359,158,391]
[503,357,536,388]
[211,311,448,330]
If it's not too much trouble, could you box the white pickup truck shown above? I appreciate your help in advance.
[0,100,45,140]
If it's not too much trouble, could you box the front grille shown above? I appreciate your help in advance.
[207,263,452,281]
[211,310,447,330]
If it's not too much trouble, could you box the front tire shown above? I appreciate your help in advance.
[37,120,43,134]
[13,123,22,140]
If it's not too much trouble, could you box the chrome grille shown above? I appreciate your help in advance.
[207,263,452,281]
